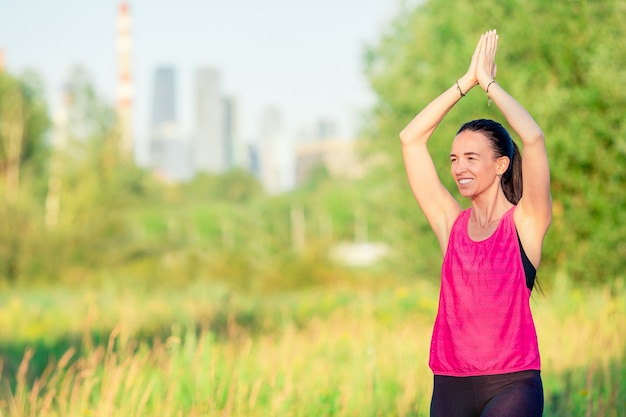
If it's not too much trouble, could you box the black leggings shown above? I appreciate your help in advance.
[430,370,543,417]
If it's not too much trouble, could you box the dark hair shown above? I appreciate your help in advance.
[457,119,523,204]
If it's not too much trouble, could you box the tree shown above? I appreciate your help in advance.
[0,71,49,283]
[362,0,626,284]
[0,70,49,202]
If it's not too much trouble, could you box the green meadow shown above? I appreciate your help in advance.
[0,275,624,416]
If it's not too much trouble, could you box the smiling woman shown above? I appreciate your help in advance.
[453,119,524,206]
[399,30,552,417]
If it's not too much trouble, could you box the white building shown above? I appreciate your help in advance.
[259,106,295,193]
[194,67,225,173]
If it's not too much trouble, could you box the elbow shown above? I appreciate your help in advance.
[399,127,420,146]
[523,130,545,147]
[399,128,410,145]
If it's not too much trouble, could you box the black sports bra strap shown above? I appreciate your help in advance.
[516,230,537,291]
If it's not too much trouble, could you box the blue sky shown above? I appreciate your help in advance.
[0,0,399,158]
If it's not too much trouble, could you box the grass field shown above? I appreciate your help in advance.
[0,274,624,416]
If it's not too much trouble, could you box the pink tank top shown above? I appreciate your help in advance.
[429,206,541,376]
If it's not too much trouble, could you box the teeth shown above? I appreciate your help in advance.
[459,179,472,185]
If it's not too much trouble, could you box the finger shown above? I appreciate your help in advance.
[492,30,498,54]
[494,31,499,54]
[491,31,498,75]
[487,30,496,54]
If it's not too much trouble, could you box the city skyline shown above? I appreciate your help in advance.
[147,64,296,190]
[0,0,399,158]
[145,62,360,191]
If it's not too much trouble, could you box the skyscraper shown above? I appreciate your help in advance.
[259,106,294,193]
[194,67,225,173]
[149,66,192,182]
[151,66,176,130]
[222,96,235,168]
[223,95,247,170]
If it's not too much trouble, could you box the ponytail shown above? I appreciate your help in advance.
[502,141,522,205]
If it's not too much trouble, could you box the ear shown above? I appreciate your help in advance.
[496,156,510,176]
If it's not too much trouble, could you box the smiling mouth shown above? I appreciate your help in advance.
[458,179,473,185]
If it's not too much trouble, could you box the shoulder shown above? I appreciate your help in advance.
[436,207,467,255]
[450,208,471,235]
[458,208,472,223]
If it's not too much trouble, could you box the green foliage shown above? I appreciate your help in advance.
[363,0,626,284]
[0,71,50,284]
[0,70,50,168]
[181,168,264,204]
[63,66,117,143]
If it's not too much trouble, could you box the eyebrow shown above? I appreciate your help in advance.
[449,152,482,157]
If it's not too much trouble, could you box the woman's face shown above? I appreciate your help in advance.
[450,130,505,199]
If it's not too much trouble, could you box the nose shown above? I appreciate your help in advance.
[453,160,468,175]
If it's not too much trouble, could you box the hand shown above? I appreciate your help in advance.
[463,32,485,86]
[476,30,498,88]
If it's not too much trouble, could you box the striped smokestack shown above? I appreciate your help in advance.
[116,1,134,158]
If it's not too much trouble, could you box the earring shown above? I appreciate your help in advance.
[497,173,502,178]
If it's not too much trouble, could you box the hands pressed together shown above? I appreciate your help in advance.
[461,30,498,94]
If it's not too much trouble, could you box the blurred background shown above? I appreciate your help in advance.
[0,0,624,416]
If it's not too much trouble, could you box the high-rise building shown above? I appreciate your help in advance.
[316,118,338,140]
[295,138,364,186]
[222,96,235,168]
[150,122,193,182]
[194,67,225,173]
[259,106,294,193]
[223,95,248,170]
[149,66,192,181]
[151,66,177,130]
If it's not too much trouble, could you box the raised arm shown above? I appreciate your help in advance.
[476,30,552,264]
[399,34,486,253]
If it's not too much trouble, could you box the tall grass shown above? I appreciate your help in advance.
[0,277,624,416]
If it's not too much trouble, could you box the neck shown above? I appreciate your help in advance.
[470,189,513,228]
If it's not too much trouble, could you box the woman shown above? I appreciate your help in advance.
[399,30,551,417]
